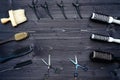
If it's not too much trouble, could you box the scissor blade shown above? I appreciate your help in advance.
[75,55,78,64]
[69,58,76,65]
[48,54,51,66]
[41,58,48,66]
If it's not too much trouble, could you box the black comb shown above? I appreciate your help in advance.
[0,45,33,63]
[14,60,32,69]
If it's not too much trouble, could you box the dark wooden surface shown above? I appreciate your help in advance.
[0,0,120,80]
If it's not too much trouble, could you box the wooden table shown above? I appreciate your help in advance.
[0,0,120,80]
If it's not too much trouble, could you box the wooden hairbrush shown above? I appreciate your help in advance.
[0,32,29,45]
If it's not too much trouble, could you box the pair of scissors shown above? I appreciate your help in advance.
[57,0,68,19]
[72,0,82,19]
[41,55,61,78]
[41,1,53,19]
[41,54,51,77]
[28,0,40,20]
[69,55,88,79]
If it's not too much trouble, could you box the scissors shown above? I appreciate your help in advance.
[28,0,40,20]
[69,55,88,79]
[41,54,51,77]
[57,0,68,19]
[72,0,82,19]
[41,1,53,19]
[41,54,61,78]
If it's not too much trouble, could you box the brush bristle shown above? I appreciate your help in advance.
[91,13,110,23]
[14,9,27,24]
[91,34,109,42]
[0,46,33,63]
[9,9,27,27]
[90,51,113,62]
[13,46,33,55]
[14,32,29,41]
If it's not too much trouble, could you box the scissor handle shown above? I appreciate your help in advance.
[74,72,78,78]
[80,66,88,71]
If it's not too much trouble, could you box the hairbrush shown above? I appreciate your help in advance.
[91,13,120,25]
[90,51,120,63]
[0,45,33,63]
[0,32,29,45]
[91,34,120,44]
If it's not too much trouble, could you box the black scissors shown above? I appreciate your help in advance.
[28,0,40,20]
[41,1,53,19]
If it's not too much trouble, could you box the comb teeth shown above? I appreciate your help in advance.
[91,34,109,42]
[92,51,113,61]
[91,13,110,23]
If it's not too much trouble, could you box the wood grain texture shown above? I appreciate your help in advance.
[0,0,120,80]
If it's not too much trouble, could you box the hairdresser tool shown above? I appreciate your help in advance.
[91,13,120,25]
[90,51,120,63]
[91,34,120,44]
[57,1,68,19]
[69,56,88,80]
[0,60,32,73]
[41,1,53,19]
[0,46,33,63]
[28,0,40,20]
[0,32,29,45]
[72,0,82,19]
[41,55,60,78]
[1,9,27,27]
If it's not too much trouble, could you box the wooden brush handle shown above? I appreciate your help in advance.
[1,18,10,24]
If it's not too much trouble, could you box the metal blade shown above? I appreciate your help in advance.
[41,58,48,66]
[69,58,76,65]
[48,54,51,66]
[75,55,78,64]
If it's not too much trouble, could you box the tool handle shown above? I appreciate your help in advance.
[0,52,23,63]
[0,37,13,45]
[114,57,120,63]
[113,19,120,25]
[79,65,88,71]
[74,72,78,77]
[82,66,88,71]
[0,46,33,63]
[112,38,120,44]
[0,67,13,73]
[1,18,10,24]
[14,60,32,69]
